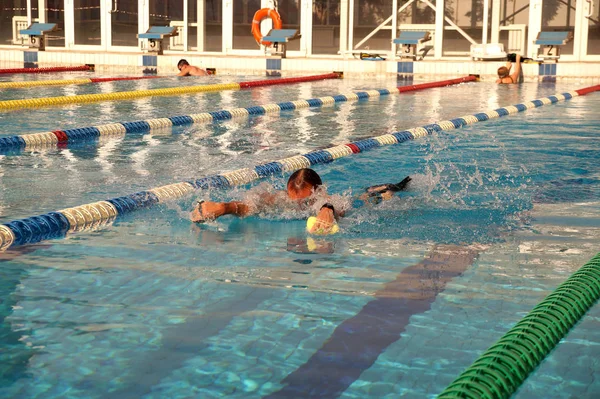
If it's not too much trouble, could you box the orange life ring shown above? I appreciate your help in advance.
[251,8,283,47]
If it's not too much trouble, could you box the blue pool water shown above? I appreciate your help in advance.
[0,73,599,398]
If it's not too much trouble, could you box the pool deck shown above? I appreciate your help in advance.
[1,48,599,83]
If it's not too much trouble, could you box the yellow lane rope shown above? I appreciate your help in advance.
[0,82,241,111]
[0,79,94,89]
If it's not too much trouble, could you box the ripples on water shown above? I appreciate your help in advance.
[0,76,599,398]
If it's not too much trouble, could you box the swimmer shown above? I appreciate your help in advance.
[177,59,208,76]
[496,53,522,84]
[191,168,341,222]
[190,168,411,235]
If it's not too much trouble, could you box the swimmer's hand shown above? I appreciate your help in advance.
[190,200,225,223]
[362,176,411,204]
[306,203,339,235]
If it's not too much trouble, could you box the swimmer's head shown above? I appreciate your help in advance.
[497,66,509,78]
[177,59,190,70]
[287,168,322,200]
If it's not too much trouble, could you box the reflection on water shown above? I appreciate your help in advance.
[0,78,599,398]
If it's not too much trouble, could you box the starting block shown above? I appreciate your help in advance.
[262,29,301,58]
[138,26,178,55]
[535,31,573,63]
[393,31,431,60]
[19,23,58,51]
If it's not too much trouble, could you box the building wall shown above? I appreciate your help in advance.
[0,0,598,60]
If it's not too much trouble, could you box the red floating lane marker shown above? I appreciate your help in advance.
[575,85,600,96]
[52,131,68,142]
[90,76,163,83]
[397,76,477,93]
[345,143,361,154]
[0,65,92,75]
[238,73,341,89]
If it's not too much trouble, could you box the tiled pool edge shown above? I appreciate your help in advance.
[1,49,600,82]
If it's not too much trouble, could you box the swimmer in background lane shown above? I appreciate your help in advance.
[190,168,412,235]
[496,53,522,84]
[177,59,208,76]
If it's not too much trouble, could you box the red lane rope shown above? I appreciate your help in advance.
[397,75,478,93]
[0,65,92,75]
[575,85,600,95]
[52,130,68,142]
[238,72,342,88]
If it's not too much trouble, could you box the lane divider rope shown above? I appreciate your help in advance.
[0,73,341,111]
[437,252,600,399]
[0,75,162,89]
[0,84,598,251]
[0,75,476,153]
[0,65,92,75]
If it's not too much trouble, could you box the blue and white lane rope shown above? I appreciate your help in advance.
[0,76,477,153]
[0,87,596,252]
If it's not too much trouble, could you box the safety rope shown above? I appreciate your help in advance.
[0,84,598,251]
[438,252,600,399]
[0,76,475,153]
[0,72,341,111]
[0,75,162,89]
[0,65,92,75]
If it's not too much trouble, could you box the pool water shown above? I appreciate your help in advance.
[0,73,599,398]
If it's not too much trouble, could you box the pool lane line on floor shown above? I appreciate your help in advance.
[265,245,482,399]
[438,252,600,399]
[0,84,598,251]
[0,65,93,75]
[0,75,163,89]
[0,75,476,154]
[0,72,341,112]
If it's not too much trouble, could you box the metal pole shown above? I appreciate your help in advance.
[482,0,489,44]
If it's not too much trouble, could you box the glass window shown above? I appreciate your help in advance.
[149,0,183,51]
[74,0,101,45]
[111,0,138,47]
[203,0,222,51]
[149,1,183,27]
[541,0,576,55]
[0,0,29,45]
[397,0,435,25]
[587,0,600,55]
[442,0,486,56]
[46,0,65,47]
[233,0,261,49]
[499,0,529,55]
[278,0,301,51]
[312,0,341,54]
[353,0,393,52]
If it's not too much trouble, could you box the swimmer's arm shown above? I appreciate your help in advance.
[191,201,253,222]
[177,65,191,76]
[509,54,522,83]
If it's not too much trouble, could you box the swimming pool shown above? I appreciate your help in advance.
[0,73,599,398]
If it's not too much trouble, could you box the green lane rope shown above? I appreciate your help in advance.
[438,252,600,399]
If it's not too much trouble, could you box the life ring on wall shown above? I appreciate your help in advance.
[251,8,283,47]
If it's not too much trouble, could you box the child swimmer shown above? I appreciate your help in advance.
[190,168,411,236]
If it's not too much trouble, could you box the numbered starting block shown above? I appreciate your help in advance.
[138,26,178,55]
[262,29,301,58]
[19,23,58,51]
[393,31,431,60]
[535,31,573,63]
